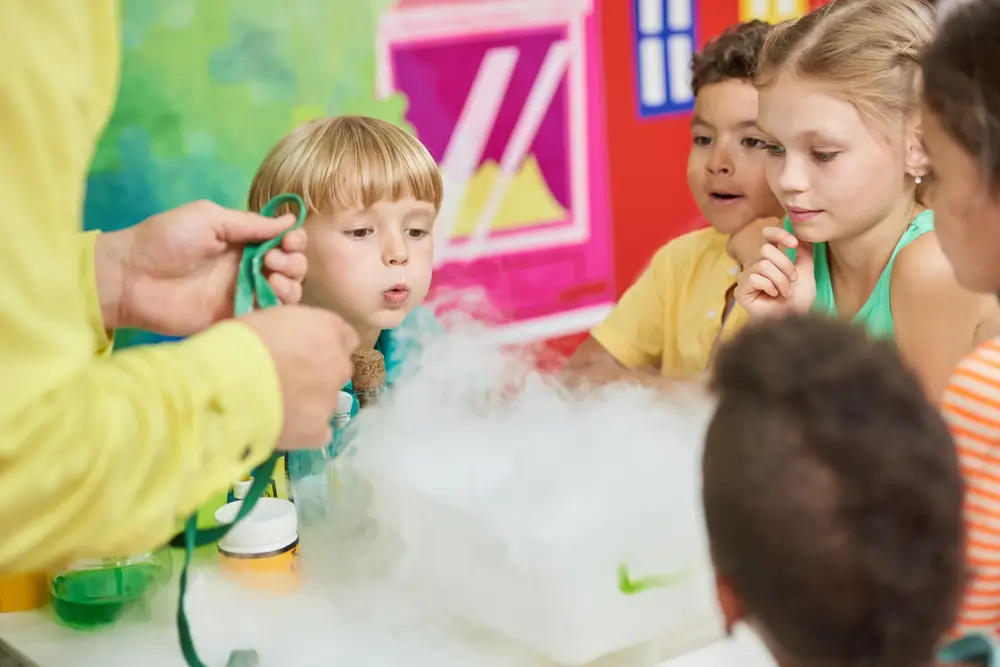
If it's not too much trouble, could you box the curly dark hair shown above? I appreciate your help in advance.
[691,20,772,96]
[703,315,965,667]
[922,0,1000,190]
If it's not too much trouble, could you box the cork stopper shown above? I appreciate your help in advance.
[351,349,386,396]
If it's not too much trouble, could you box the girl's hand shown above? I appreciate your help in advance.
[735,226,817,320]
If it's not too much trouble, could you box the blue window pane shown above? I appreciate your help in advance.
[633,0,697,118]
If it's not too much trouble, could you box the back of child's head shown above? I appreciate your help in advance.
[248,115,443,215]
[756,0,933,132]
[922,0,1000,189]
[703,314,964,667]
[691,19,772,96]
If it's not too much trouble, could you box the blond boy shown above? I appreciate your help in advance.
[209,116,443,504]
[249,116,443,355]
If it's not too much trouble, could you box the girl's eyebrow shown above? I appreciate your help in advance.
[757,123,846,146]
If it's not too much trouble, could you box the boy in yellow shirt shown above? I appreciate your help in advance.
[566,20,783,387]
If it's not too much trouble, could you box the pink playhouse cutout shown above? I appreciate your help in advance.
[376,0,615,343]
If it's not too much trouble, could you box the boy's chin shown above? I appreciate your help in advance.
[707,214,755,236]
[367,308,413,331]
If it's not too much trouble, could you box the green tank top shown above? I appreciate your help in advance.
[783,209,934,340]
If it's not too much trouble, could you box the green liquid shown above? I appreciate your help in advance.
[51,563,164,629]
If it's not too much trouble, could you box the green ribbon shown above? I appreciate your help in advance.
[168,193,306,667]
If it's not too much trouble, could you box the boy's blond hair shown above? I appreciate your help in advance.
[248,116,443,215]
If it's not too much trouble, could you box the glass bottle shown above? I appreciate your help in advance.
[351,348,386,409]
[50,549,173,629]
[330,350,386,549]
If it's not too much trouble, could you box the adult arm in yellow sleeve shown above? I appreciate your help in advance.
[0,2,285,574]
[565,245,693,392]
[79,231,116,359]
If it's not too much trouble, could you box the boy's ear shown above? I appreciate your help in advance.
[905,116,931,178]
[715,572,746,635]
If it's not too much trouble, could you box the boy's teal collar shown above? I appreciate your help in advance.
[940,634,997,667]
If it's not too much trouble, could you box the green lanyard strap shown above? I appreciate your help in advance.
[168,193,306,667]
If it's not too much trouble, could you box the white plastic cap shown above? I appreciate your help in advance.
[215,498,298,555]
[336,391,354,416]
[233,478,254,500]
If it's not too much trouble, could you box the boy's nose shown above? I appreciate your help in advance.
[382,239,409,266]
[707,148,733,175]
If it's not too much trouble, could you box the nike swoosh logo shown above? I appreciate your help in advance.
[617,563,690,595]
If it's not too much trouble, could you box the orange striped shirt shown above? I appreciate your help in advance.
[944,337,1000,637]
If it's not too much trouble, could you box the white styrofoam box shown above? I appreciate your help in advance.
[382,491,723,665]
[355,392,725,665]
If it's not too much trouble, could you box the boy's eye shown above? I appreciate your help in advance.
[692,135,712,146]
[741,137,767,150]
[812,151,839,163]
[407,229,430,239]
[766,143,785,157]
[348,228,374,239]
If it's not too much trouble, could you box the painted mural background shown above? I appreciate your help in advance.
[85,0,403,347]
[86,0,822,351]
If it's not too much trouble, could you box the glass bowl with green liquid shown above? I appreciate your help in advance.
[50,550,172,629]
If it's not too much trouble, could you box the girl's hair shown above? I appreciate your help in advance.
[755,0,934,133]
[247,116,443,216]
[922,0,1000,190]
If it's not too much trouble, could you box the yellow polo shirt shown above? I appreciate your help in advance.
[591,227,749,379]
[0,1,282,574]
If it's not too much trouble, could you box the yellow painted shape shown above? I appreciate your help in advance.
[452,154,568,237]
[739,0,808,22]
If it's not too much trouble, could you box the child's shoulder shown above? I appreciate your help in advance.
[890,219,960,303]
[943,336,1000,421]
[891,209,937,266]
[649,226,730,270]
[955,335,1000,377]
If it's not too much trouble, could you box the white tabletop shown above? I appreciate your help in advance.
[0,567,777,667]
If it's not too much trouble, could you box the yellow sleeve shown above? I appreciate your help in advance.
[0,2,283,574]
[591,243,677,369]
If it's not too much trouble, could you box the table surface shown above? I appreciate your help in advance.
[0,566,777,667]
[0,609,776,667]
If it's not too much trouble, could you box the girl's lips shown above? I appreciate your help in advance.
[787,207,823,223]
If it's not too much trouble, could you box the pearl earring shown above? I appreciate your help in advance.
[914,175,923,184]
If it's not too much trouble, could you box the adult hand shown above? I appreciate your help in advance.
[95,200,308,335]
[242,306,360,449]
[735,226,816,320]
